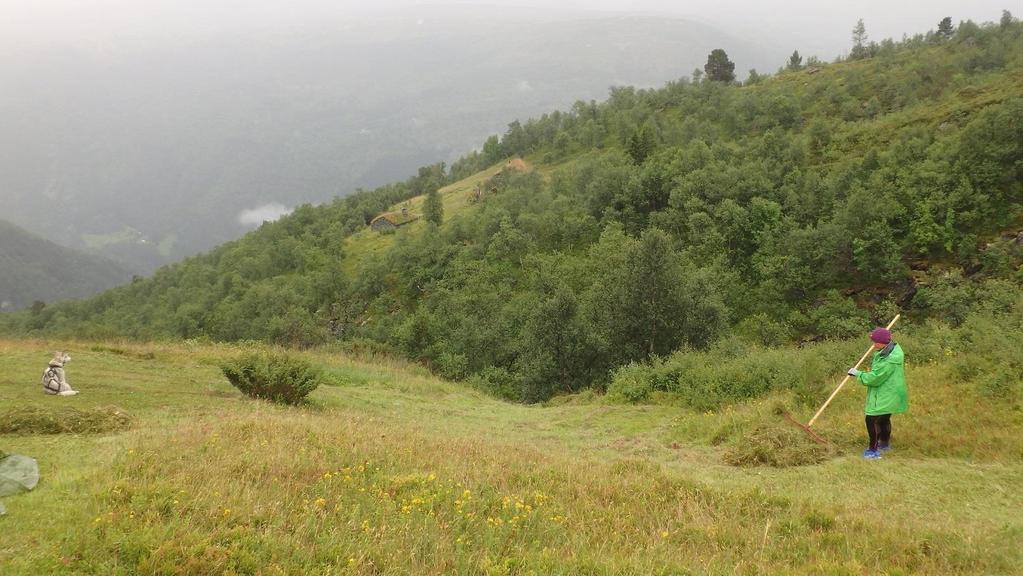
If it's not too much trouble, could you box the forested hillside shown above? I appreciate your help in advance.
[4,15,1021,402]
[0,221,133,312]
[0,9,775,272]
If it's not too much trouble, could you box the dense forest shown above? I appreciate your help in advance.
[4,14,1021,403]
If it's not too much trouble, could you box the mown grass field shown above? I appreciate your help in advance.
[1,338,1021,575]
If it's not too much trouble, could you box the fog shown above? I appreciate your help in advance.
[237,203,293,226]
[5,0,1013,58]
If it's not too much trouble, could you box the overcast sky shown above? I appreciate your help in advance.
[4,0,1015,58]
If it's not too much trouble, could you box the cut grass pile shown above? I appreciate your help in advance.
[0,405,132,435]
[724,422,838,467]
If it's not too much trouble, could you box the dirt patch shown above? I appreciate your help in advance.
[0,405,133,435]
[504,158,530,172]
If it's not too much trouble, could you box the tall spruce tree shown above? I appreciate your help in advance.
[787,50,803,71]
[423,189,443,226]
[626,125,656,164]
[937,17,955,41]
[704,49,736,83]
[851,19,869,59]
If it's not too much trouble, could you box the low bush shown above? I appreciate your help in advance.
[606,362,654,403]
[220,351,324,405]
[608,288,1023,411]
[733,313,792,346]
[608,339,859,410]
[465,366,519,401]
[953,290,1023,397]
[911,272,1020,326]
[0,406,132,435]
[806,291,871,339]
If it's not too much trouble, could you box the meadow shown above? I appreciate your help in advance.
[1,338,1020,575]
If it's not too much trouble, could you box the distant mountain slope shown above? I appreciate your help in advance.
[0,220,133,311]
[0,10,781,272]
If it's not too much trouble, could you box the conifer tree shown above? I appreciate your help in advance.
[704,49,735,83]
[787,50,803,71]
[423,189,443,226]
[851,19,868,59]
[626,125,656,164]
[1000,10,1014,29]
[937,17,955,41]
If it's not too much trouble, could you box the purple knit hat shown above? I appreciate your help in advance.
[870,327,892,344]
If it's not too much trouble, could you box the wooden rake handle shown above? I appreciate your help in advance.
[807,314,900,427]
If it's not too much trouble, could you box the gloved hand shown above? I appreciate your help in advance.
[847,368,861,377]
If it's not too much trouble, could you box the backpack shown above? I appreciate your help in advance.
[42,367,62,394]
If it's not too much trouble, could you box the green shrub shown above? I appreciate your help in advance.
[435,352,469,380]
[978,237,1023,277]
[977,368,1018,399]
[734,313,792,346]
[606,362,655,403]
[954,291,1023,393]
[913,269,976,325]
[897,320,955,364]
[606,340,858,410]
[220,351,324,405]
[807,291,871,339]
[465,366,520,401]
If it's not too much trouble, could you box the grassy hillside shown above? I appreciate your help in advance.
[0,221,134,312]
[2,17,1021,404]
[1,338,1020,574]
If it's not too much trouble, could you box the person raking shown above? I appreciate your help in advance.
[847,328,908,459]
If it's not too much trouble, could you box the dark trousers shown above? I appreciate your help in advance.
[865,414,892,451]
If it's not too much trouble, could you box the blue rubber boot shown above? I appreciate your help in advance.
[862,448,882,460]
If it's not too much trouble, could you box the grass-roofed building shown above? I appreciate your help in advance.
[369,207,419,232]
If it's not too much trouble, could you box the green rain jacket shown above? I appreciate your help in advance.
[856,342,909,416]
